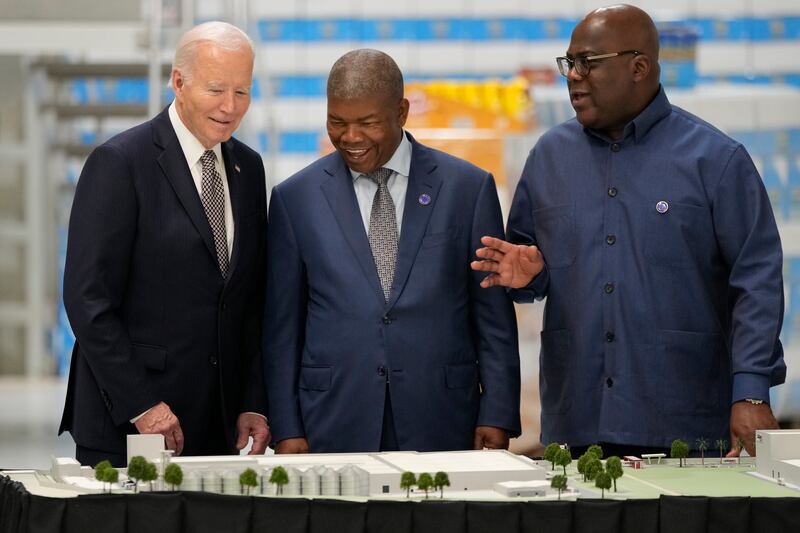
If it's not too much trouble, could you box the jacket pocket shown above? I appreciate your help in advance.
[532,204,576,268]
[299,365,332,391]
[422,226,461,249]
[132,343,167,371]
[644,201,708,269]
[445,362,479,389]
[657,330,725,415]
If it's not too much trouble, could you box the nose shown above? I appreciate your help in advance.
[219,91,236,113]
[341,123,362,143]
[567,65,584,82]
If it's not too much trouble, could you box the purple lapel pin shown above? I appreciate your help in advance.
[418,193,431,206]
[655,200,669,214]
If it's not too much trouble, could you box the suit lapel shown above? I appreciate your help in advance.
[221,140,243,280]
[387,137,441,308]
[320,155,386,305]
[152,109,218,264]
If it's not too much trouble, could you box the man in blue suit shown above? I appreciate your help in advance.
[60,22,269,466]
[264,49,520,453]
[472,5,785,458]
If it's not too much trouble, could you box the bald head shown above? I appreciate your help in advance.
[579,4,660,68]
[327,49,404,103]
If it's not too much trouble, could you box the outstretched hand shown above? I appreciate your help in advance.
[471,236,544,289]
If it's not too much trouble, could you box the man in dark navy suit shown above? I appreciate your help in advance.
[264,49,520,454]
[60,21,269,466]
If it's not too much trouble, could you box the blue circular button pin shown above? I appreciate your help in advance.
[656,200,669,214]
[418,193,431,206]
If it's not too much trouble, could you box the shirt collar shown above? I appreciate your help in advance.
[168,100,223,167]
[585,85,671,144]
[350,130,412,182]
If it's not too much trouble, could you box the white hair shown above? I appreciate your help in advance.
[172,21,254,84]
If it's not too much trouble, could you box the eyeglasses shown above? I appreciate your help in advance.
[555,50,640,77]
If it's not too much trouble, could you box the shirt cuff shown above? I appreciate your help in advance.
[130,407,152,424]
[243,412,267,421]
[732,372,771,405]
[508,267,549,303]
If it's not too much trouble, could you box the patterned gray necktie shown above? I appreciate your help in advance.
[200,150,229,277]
[366,168,398,302]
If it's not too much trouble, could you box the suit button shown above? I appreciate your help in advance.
[605,234,616,245]
[604,282,615,294]
[606,377,614,388]
[221,303,228,310]
[382,314,392,325]
[607,187,618,198]
[377,366,387,377]
[611,143,621,152]
[209,355,218,366]
[605,331,615,342]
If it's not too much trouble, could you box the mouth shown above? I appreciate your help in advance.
[570,91,589,105]
[209,117,233,126]
[341,147,370,162]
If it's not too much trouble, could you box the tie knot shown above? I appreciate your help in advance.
[365,167,392,187]
[200,150,216,168]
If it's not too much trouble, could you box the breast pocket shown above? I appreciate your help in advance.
[532,205,576,268]
[421,226,461,249]
[644,201,709,269]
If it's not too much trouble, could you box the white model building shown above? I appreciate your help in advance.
[755,429,800,488]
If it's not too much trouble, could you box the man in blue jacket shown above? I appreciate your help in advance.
[472,4,785,457]
[264,49,520,453]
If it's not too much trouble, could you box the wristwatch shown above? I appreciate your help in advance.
[742,398,764,405]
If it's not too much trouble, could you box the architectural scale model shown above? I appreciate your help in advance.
[6,431,800,500]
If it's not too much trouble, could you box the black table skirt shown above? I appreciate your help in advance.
[2,475,799,533]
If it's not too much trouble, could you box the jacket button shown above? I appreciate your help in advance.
[606,377,614,388]
[605,234,616,245]
[607,186,618,198]
[377,366,387,377]
[382,314,392,325]
[604,282,615,294]
[611,143,621,152]
[605,331,615,342]
[209,355,218,366]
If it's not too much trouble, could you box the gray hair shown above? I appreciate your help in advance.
[172,21,254,84]
[327,49,404,103]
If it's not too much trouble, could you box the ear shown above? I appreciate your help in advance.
[632,54,651,82]
[171,69,184,94]
[397,98,410,128]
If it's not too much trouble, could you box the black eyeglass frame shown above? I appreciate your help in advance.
[555,50,641,77]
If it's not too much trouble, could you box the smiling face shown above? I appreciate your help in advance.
[326,93,409,174]
[172,42,253,149]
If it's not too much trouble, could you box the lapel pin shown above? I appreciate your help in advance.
[418,193,431,206]
[234,164,241,173]
[655,200,669,214]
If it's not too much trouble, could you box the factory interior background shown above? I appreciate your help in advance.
[1,0,799,468]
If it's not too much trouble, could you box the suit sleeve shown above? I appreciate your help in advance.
[262,187,308,441]
[711,145,786,402]
[63,143,159,425]
[469,173,522,436]
[239,154,269,415]
[507,148,550,302]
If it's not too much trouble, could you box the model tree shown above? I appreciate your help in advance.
[143,461,158,491]
[551,474,567,500]
[94,460,116,493]
[543,443,562,471]
[269,466,289,495]
[696,437,709,465]
[433,471,450,499]
[605,456,624,492]
[164,463,183,491]
[715,438,728,462]
[595,471,612,499]
[127,455,148,493]
[576,453,590,482]
[240,468,258,495]
[587,444,604,460]
[735,437,746,464]
[417,473,433,499]
[671,439,689,467]
[400,472,416,498]
[585,456,603,482]
[555,448,572,476]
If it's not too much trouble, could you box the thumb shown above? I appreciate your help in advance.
[235,426,250,450]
